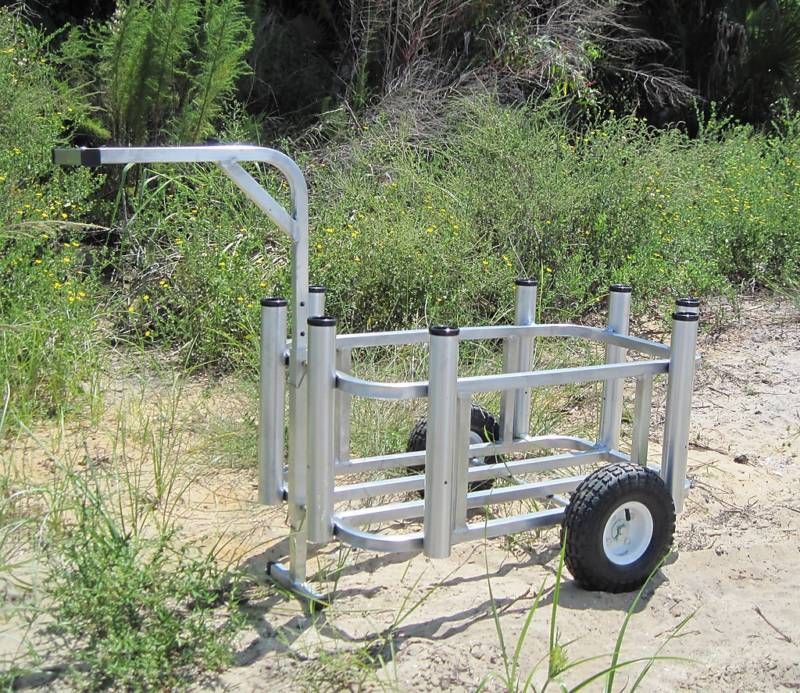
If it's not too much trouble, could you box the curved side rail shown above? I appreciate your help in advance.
[333,522,423,553]
[335,372,428,400]
[336,323,670,357]
[458,359,670,395]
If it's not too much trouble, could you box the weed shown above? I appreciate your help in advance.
[482,539,693,691]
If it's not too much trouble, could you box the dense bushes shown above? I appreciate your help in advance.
[113,99,799,372]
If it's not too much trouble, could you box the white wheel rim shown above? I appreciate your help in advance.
[468,431,486,467]
[602,501,654,566]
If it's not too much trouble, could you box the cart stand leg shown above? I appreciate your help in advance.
[287,235,310,585]
[259,298,288,505]
[513,279,538,439]
[661,310,699,513]
[424,325,460,559]
[307,316,337,544]
[599,284,632,450]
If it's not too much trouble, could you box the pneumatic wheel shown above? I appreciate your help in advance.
[406,404,501,495]
[561,462,675,593]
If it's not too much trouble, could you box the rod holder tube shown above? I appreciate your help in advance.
[661,311,699,513]
[599,285,632,449]
[258,298,288,505]
[513,279,538,438]
[306,316,338,544]
[424,325,460,559]
[308,285,326,318]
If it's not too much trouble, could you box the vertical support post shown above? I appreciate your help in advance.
[287,236,310,582]
[259,298,288,505]
[631,375,653,466]
[424,325,460,559]
[308,284,326,318]
[513,279,538,439]
[335,347,352,465]
[306,315,337,544]
[499,337,517,443]
[453,394,472,530]
[598,284,632,450]
[661,311,699,513]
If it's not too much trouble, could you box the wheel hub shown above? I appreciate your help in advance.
[602,501,654,566]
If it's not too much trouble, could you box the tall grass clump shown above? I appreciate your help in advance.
[0,9,108,427]
[40,413,244,689]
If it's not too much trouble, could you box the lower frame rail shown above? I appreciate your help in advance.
[266,561,329,612]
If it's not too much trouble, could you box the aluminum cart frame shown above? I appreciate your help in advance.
[54,145,699,603]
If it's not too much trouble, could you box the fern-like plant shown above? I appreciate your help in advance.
[63,0,252,145]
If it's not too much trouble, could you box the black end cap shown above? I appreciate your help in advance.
[309,285,326,294]
[676,297,700,308]
[515,278,539,287]
[609,284,633,293]
[260,297,287,307]
[308,315,337,327]
[80,148,102,167]
[672,311,699,322]
[429,324,460,337]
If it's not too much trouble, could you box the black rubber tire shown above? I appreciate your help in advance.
[406,404,501,494]
[561,462,675,593]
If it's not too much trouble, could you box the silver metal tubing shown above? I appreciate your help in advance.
[336,324,670,357]
[453,396,472,527]
[306,316,337,543]
[465,449,604,482]
[335,347,352,465]
[599,285,632,450]
[631,375,653,466]
[332,434,592,474]
[308,285,326,318]
[499,336,517,443]
[457,359,669,395]
[334,473,425,501]
[334,449,426,473]
[335,498,424,526]
[266,562,327,606]
[335,371,428,400]
[259,298,288,506]
[467,474,585,506]
[334,521,423,553]
[455,508,565,542]
[513,279,538,438]
[333,449,602,501]
[336,329,429,349]
[53,146,313,585]
[661,311,699,513]
[424,326,460,559]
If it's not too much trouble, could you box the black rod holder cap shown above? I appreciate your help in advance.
[672,311,699,322]
[676,297,700,307]
[429,325,460,337]
[609,284,633,293]
[309,285,326,294]
[515,278,538,287]
[260,297,288,307]
[308,315,337,327]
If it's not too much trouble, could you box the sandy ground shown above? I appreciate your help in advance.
[3,295,800,690]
